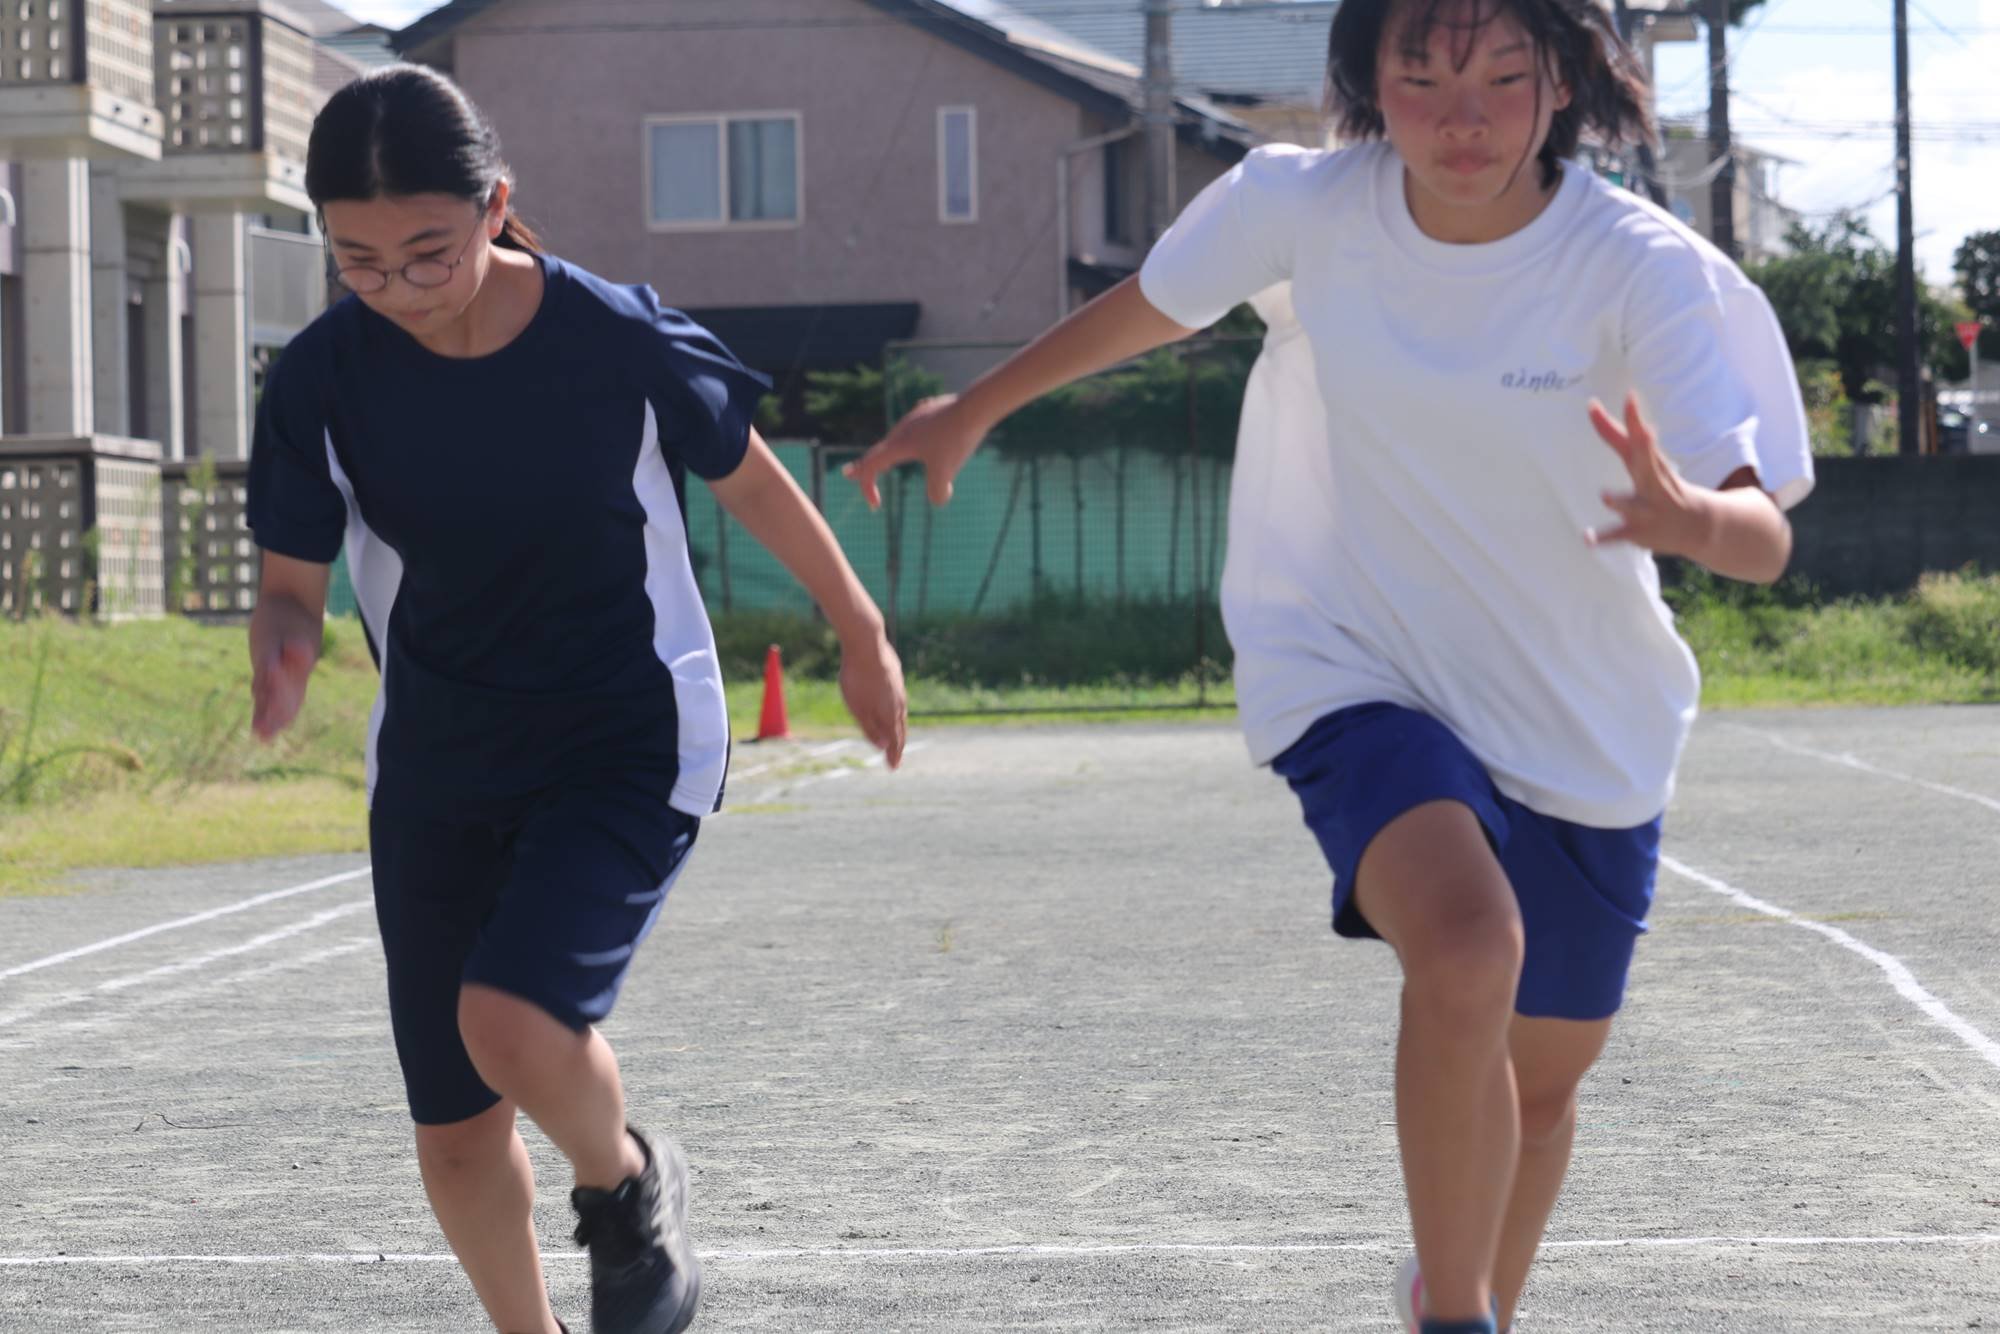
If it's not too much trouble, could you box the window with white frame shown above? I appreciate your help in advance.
[646,113,801,229]
[938,106,977,224]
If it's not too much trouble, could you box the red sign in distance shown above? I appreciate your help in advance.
[1960,321,1984,351]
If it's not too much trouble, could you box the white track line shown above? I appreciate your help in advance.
[3,1234,1995,1267]
[1661,855,2000,1074]
[143,936,378,1010]
[1729,724,2000,817]
[729,740,860,786]
[0,900,373,1030]
[0,867,371,983]
[724,740,929,811]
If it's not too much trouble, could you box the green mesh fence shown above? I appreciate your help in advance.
[327,550,357,619]
[687,337,1261,706]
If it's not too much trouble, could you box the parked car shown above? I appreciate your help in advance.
[1941,407,1972,454]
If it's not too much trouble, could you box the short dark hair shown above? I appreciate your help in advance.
[306,64,543,253]
[1326,0,1655,188]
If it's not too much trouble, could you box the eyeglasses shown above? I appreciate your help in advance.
[329,215,484,295]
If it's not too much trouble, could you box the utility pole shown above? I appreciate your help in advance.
[1706,0,1737,260]
[1611,0,1669,207]
[1143,0,1176,244]
[1894,0,1922,455]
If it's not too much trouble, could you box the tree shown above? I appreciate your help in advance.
[802,358,945,446]
[802,358,949,621]
[1749,216,1969,399]
[1954,229,2000,360]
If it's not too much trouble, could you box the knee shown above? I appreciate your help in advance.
[1517,1084,1579,1149]
[457,985,552,1090]
[1398,902,1524,1017]
[413,1102,513,1177]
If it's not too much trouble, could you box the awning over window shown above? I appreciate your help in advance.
[680,302,923,381]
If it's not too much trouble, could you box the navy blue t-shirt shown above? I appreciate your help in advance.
[246,253,769,817]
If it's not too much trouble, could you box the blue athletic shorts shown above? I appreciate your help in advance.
[368,779,700,1125]
[1270,703,1662,1021]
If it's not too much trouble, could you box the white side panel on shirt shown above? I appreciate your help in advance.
[632,401,732,816]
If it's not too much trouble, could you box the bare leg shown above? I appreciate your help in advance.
[1491,1015,1614,1331]
[1353,801,1525,1324]
[413,1098,563,1334]
[458,983,646,1190]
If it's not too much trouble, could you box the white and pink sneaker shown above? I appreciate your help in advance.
[1393,1257,1512,1334]
[1394,1253,1425,1332]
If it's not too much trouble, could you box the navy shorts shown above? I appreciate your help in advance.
[368,780,700,1125]
[1270,703,1662,1021]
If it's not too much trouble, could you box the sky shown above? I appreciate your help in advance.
[1649,0,2000,284]
[333,0,2000,289]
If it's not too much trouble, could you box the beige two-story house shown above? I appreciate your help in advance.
[394,0,1260,415]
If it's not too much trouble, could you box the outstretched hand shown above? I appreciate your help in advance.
[842,396,986,511]
[1585,393,1712,560]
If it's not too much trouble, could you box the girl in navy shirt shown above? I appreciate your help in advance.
[248,65,905,1334]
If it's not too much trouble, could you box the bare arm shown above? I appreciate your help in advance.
[710,431,907,766]
[1684,467,1793,585]
[845,276,1197,508]
[248,551,331,740]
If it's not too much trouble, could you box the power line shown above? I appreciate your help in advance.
[1665,92,2000,142]
[1892,0,1972,47]
[1651,0,1792,103]
[1749,22,1997,34]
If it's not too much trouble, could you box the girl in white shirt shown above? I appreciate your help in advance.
[848,2,1810,1330]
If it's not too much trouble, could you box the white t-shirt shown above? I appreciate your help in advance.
[1140,142,1814,828]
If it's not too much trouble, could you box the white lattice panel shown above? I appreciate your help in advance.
[259,13,313,162]
[160,13,250,149]
[165,461,254,616]
[0,458,85,616]
[93,456,164,619]
[85,0,153,104]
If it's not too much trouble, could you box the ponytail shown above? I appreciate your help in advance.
[497,209,544,254]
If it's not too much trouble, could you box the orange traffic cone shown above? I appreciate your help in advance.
[755,644,791,741]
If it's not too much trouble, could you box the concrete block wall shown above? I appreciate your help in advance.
[1786,455,2000,596]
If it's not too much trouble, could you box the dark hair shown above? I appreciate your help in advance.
[1327,0,1655,189]
[305,64,543,252]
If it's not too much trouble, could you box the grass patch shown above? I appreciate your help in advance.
[0,779,367,898]
[712,597,1230,690]
[1665,566,2000,707]
[0,614,378,808]
[1,571,1994,893]
[0,616,377,897]
[741,676,1234,732]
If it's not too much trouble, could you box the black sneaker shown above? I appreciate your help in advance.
[570,1127,701,1334]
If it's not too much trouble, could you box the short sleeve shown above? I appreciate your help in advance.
[1139,145,1302,332]
[1718,277,1814,509]
[245,340,347,563]
[1623,247,1814,510]
[635,293,772,481]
